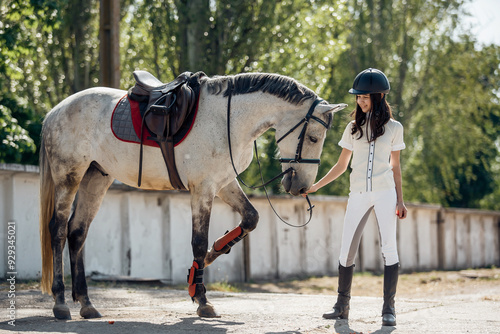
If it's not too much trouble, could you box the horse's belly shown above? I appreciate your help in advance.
[95,139,176,191]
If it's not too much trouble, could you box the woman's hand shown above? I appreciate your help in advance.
[396,202,408,219]
[301,183,319,197]
[301,148,352,198]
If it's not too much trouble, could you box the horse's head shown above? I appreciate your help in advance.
[276,100,347,196]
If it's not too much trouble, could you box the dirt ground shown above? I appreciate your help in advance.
[1,268,499,334]
[7,267,500,299]
[233,267,500,300]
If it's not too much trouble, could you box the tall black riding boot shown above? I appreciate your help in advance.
[323,264,354,319]
[382,263,399,326]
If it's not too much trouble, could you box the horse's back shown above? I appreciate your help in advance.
[42,87,126,177]
[45,87,124,124]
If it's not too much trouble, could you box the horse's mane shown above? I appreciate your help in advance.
[203,73,317,105]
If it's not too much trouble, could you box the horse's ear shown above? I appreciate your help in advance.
[316,103,348,114]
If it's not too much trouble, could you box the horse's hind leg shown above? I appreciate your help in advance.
[67,164,114,319]
[204,180,259,267]
[50,170,86,320]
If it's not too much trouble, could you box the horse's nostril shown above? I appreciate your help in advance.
[282,178,291,193]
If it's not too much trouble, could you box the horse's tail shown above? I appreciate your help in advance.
[39,134,54,295]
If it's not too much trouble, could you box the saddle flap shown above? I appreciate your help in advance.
[145,110,169,137]
[170,85,196,134]
[144,93,176,137]
[144,87,196,137]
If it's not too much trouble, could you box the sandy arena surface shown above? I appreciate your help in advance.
[1,268,499,333]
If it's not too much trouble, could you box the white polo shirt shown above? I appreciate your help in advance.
[339,118,405,193]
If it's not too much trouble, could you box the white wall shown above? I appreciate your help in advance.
[1,165,42,279]
[1,164,499,284]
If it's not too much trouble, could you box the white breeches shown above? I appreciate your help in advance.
[338,189,399,267]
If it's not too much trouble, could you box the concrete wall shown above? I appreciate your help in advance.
[1,163,499,283]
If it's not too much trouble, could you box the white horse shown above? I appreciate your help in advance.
[39,72,346,319]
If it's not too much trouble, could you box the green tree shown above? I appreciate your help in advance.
[404,40,500,208]
[0,105,35,163]
[0,0,100,164]
[219,0,351,194]
[0,0,57,163]
[120,0,350,195]
[2,0,499,210]
[303,0,500,209]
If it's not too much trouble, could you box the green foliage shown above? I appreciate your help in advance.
[237,130,282,194]
[404,41,500,208]
[1,0,499,209]
[1,0,99,164]
[0,105,35,163]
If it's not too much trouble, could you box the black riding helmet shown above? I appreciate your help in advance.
[349,68,390,95]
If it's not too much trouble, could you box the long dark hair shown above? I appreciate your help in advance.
[351,93,393,142]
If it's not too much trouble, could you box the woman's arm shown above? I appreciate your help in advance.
[390,150,408,219]
[304,148,352,195]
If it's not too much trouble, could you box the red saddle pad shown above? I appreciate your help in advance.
[110,95,199,147]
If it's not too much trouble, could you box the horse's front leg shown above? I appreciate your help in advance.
[188,184,220,318]
[205,179,259,267]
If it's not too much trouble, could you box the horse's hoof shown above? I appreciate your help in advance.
[53,304,72,320]
[197,303,221,318]
[80,305,102,319]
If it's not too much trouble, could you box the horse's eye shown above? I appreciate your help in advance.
[309,136,318,143]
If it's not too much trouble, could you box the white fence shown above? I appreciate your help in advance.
[1,163,499,283]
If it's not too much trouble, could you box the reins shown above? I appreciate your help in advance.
[226,80,326,228]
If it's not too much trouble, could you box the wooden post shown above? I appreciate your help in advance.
[437,209,445,270]
[99,0,120,88]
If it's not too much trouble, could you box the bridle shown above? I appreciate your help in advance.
[226,80,330,227]
[276,98,329,165]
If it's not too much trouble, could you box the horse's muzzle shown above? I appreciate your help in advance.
[282,172,308,196]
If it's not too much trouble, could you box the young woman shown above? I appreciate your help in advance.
[304,68,407,326]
